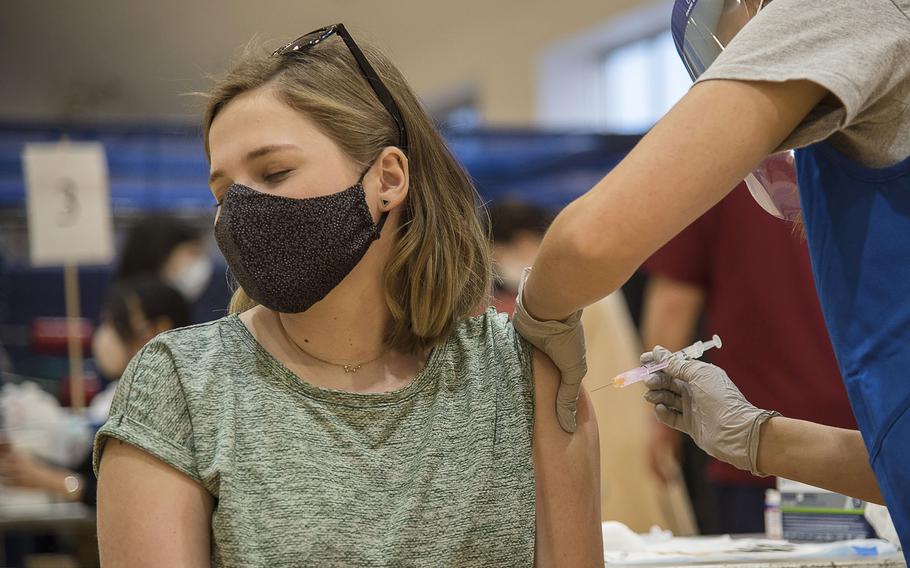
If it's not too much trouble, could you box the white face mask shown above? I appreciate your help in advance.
[168,255,213,302]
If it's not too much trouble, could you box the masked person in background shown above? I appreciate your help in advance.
[0,277,188,506]
[117,215,213,304]
[90,277,191,423]
[512,0,910,556]
[93,24,603,568]
[489,201,553,316]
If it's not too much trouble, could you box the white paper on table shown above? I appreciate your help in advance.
[1,382,93,467]
[602,521,899,566]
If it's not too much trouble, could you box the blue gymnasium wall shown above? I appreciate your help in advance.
[0,122,641,379]
[0,122,641,210]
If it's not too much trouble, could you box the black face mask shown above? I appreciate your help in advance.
[214,175,388,313]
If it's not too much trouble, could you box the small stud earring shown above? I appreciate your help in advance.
[381,199,390,207]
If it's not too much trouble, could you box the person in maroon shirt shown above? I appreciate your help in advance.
[641,183,856,534]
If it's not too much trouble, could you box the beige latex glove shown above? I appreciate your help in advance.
[642,346,779,476]
[513,268,587,432]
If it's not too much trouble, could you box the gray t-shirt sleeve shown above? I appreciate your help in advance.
[696,0,910,167]
[93,338,200,483]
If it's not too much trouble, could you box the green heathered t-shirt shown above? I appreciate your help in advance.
[93,308,536,567]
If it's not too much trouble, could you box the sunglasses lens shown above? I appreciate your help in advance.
[274,26,335,56]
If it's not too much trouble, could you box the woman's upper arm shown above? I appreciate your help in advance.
[532,348,603,567]
[97,439,213,568]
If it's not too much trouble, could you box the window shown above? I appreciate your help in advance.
[599,30,692,133]
[436,103,482,131]
[537,1,691,133]
[427,85,481,131]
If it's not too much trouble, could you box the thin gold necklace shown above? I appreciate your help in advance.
[282,327,389,373]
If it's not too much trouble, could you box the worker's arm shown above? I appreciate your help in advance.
[513,77,827,433]
[0,442,86,502]
[523,78,827,321]
[758,417,882,504]
[643,348,883,504]
[640,276,704,483]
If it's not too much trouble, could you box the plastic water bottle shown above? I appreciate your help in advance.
[765,489,783,539]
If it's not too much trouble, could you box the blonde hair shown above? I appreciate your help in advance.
[203,33,491,353]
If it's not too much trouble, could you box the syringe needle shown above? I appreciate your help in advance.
[595,334,723,391]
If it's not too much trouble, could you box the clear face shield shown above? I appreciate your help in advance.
[671,0,801,221]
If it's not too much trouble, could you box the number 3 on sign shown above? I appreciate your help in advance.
[56,177,81,227]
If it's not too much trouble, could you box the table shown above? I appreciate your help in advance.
[0,502,97,567]
[602,532,905,567]
[709,558,904,568]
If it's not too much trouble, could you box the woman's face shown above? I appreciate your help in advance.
[716,0,764,46]
[92,298,168,380]
[92,321,132,380]
[206,86,409,312]
[208,87,369,212]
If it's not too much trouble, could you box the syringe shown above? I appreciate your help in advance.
[610,335,722,388]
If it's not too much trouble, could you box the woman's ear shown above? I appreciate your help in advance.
[374,147,409,212]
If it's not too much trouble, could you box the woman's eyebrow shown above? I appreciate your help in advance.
[209,144,300,184]
[244,144,298,161]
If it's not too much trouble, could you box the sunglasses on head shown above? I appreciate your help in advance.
[273,24,409,155]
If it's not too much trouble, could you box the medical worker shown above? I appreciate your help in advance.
[512,0,910,554]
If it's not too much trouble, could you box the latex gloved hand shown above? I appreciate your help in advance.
[642,346,779,475]
[513,268,587,433]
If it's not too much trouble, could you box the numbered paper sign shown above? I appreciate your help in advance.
[23,142,114,267]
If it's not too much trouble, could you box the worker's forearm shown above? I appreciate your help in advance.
[523,79,827,321]
[757,417,883,504]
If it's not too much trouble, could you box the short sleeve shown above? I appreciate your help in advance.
[506,318,534,382]
[507,321,536,437]
[642,202,718,289]
[481,310,535,433]
[92,338,200,483]
[696,0,910,154]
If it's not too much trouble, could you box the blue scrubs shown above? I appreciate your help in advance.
[796,141,910,555]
